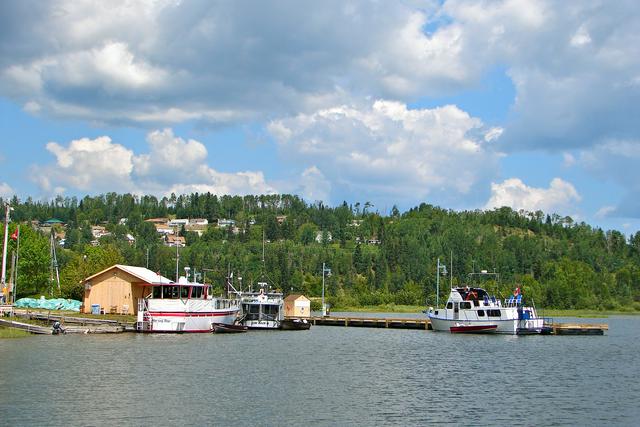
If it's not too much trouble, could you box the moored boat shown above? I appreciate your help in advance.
[280,318,311,330]
[239,283,284,329]
[136,277,240,333]
[211,323,248,333]
[427,281,544,335]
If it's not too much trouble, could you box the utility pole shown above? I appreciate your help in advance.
[321,262,331,316]
[436,258,448,308]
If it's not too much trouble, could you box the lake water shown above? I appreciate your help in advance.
[1,314,639,426]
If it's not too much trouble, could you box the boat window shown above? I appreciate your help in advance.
[215,300,220,309]
[487,310,501,317]
[192,286,203,299]
[163,286,179,299]
[477,310,485,317]
[446,302,453,309]
[460,302,472,309]
[152,286,162,299]
[180,286,189,299]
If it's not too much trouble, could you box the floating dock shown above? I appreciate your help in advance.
[547,322,608,335]
[310,315,431,330]
[310,316,608,335]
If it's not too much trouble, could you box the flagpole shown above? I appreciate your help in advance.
[1,203,11,303]
[13,226,19,304]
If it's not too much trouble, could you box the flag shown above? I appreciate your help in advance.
[10,226,19,241]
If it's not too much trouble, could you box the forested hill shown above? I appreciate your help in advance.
[2,193,640,311]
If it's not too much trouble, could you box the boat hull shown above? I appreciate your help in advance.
[450,324,497,333]
[143,310,239,332]
[429,316,542,335]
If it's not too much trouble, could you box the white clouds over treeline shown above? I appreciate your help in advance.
[2,0,639,219]
[34,129,276,198]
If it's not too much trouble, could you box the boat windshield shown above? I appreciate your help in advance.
[150,285,206,299]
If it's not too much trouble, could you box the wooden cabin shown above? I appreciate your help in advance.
[284,294,311,318]
[82,265,171,315]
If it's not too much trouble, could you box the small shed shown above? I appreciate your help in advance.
[82,265,171,315]
[284,294,311,318]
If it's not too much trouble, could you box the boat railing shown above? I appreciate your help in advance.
[137,298,148,314]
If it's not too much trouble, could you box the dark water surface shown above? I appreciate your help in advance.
[1,315,638,426]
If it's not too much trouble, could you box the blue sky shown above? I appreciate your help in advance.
[1,0,639,234]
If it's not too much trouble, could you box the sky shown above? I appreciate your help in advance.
[1,0,640,234]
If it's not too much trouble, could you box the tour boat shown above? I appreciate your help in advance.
[427,286,544,335]
[136,277,240,333]
[239,283,284,329]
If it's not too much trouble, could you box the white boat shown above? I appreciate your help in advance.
[136,276,240,333]
[426,286,544,335]
[239,283,284,329]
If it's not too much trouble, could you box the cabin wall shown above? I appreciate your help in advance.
[83,270,143,315]
[284,297,311,318]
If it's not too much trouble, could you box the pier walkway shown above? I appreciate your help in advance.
[310,315,430,330]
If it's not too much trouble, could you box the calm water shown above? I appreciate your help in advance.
[1,314,639,426]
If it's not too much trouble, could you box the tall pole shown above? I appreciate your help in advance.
[13,226,19,303]
[175,240,179,282]
[436,258,440,308]
[322,262,325,316]
[1,203,10,298]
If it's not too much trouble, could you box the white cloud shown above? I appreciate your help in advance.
[1,0,638,151]
[0,182,14,199]
[596,206,615,219]
[268,99,501,208]
[32,129,277,197]
[484,177,581,215]
[299,166,331,203]
[39,136,136,193]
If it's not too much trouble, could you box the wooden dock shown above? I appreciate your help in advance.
[310,316,431,330]
[309,316,608,335]
[547,322,608,335]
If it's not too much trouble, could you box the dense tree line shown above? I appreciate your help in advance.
[2,193,640,311]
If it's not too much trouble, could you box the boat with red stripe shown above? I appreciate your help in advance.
[136,276,240,333]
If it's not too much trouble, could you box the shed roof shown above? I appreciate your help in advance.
[284,294,310,302]
[83,264,172,285]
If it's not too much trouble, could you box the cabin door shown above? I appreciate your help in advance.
[453,302,459,320]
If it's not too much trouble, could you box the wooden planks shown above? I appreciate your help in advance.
[310,316,431,330]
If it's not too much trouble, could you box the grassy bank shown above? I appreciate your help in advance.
[0,326,31,339]
[536,308,640,318]
[331,304,424,313]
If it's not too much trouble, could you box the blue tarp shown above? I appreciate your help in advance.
[14,297,82,312]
